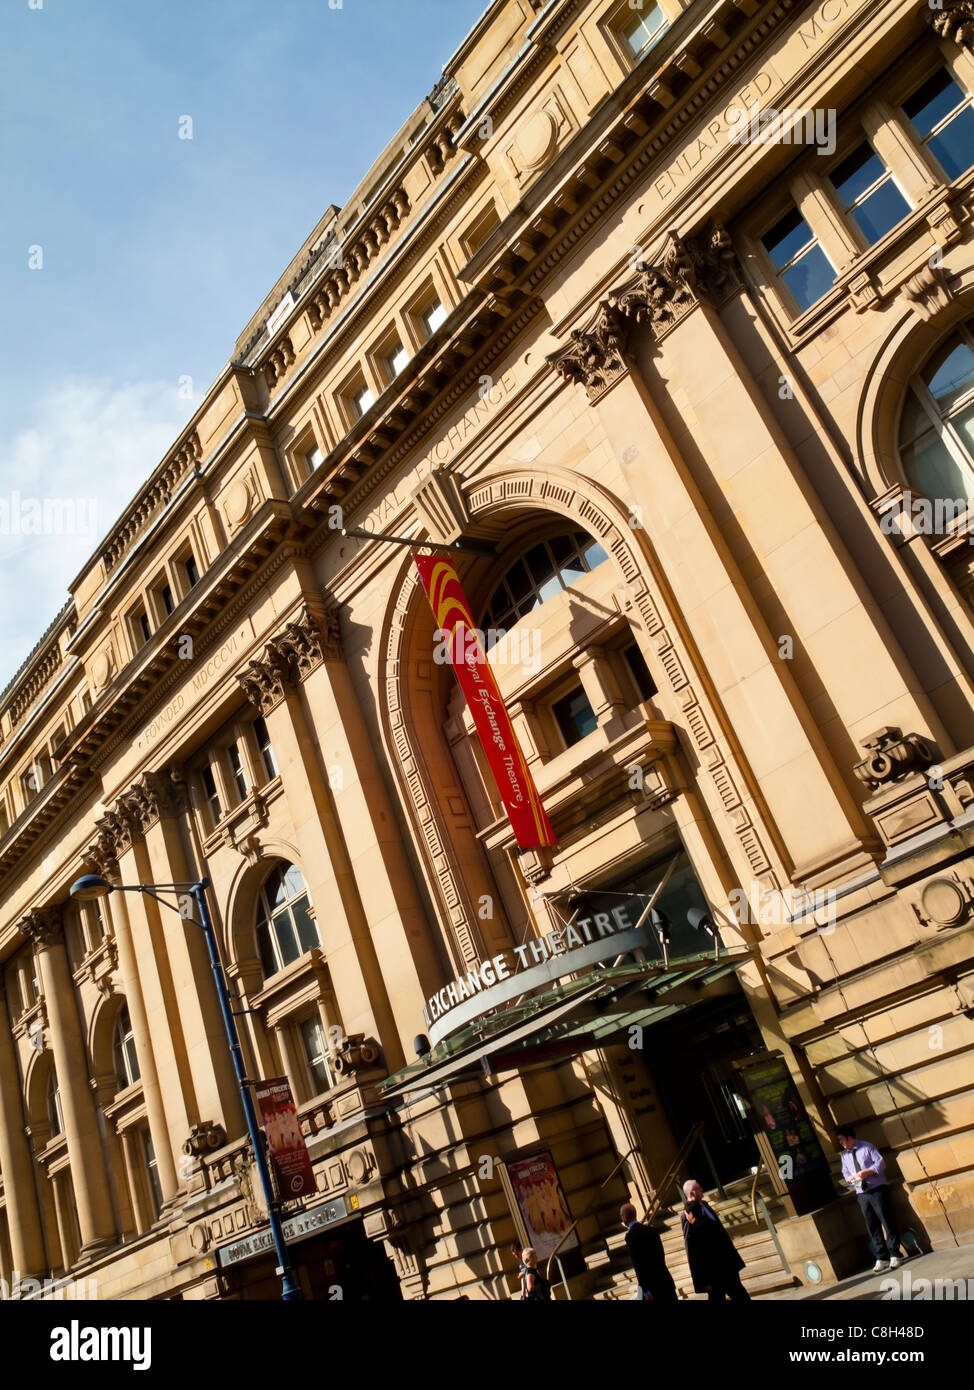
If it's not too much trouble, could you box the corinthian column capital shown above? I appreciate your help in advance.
[20,904,63,950]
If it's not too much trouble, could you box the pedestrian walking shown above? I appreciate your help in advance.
[621,1203,678,1301]
[681,1179,750,1301]
[511,1243,552,1300]
[835,1126,903,1272]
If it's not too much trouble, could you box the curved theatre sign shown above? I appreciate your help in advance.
[425,904,654,1044]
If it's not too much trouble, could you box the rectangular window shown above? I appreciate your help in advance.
[623,643,658,704]
[228,742,249,800]
[201,765,222,825]
[460,202,501,258]
[132,607,151,647]
[160,584,175,616]
[828,142,910,244]
[760,207,836,312]
[902,68,974,182]
[184,554,200,589]
[142,1131,163,1219]
[352,384,375,418]
[20,769,38,805]
[553,687,599,748]
[385,341,410,379]
[617,2,667,59]
[254,716,279,780]
[304,445,324,477]
[420,299,447,337]
[300,1016,335,1094]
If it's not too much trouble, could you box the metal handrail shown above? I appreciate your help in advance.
[544,1144,643,1284]
[642,1120,706,1227]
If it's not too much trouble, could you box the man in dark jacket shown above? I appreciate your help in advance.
[621,1203,678,1301]
[681,1180,750,1301]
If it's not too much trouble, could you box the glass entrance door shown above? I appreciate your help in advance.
[643,991,763,1188]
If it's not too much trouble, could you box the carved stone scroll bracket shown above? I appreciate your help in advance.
[853,726,936,790]
[901,261,956,321]
[928,0,974,52]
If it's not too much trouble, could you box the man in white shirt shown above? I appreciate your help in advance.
[836,1126,903,1272]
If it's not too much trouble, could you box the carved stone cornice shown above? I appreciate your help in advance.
[549,225,742,398]
[853,727,936,791]
[237,604,343,712]
[929,0,974,51]
[20,904,63,950]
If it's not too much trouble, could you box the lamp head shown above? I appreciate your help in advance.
[688,907,718,937]
[650,907,671,943]
[69,874,113,902]
[413,1034,431,1059]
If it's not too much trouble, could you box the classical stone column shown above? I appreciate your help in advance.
[549,226,943,886]
[113,832,198,1159]
[50,1171,77,1271]
[21,907,116,1257]
[237,604,409,1070]
[120,1130,150,1234]
[129,772,242,1135]
[0,986,46,1276]
[93,869,179,1206]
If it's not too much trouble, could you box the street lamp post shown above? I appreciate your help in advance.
[69,872,303,1301]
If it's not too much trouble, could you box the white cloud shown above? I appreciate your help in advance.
[0,379,194,692]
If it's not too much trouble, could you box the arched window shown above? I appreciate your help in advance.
[482,531,609,646]
[47,1069,63,1137]
[255,864,318,978]
[899,321,974,505]
[113,1004,140,1090]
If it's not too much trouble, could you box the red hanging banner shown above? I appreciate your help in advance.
[414,554,556,849]
[254,1077,318,1199]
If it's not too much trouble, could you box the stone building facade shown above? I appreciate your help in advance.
[1,0,974,1300]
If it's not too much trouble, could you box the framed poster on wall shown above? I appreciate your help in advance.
[735,1053,835,1215]
[505,1151,579,1266]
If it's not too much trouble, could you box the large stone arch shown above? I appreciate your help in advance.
[23,1047,56,1132]
[87,990,129,1087]
[221,838,305,968]
[377,461,788,975]
[857,268,974,499]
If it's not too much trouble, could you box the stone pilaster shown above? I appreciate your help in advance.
[21,906,116,1257]
[0,985,46,1276]
[84,854,179,1208]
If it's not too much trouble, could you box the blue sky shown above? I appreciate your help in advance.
[0,0,487,689]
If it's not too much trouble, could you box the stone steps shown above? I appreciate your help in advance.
[588,1188,799,1300]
